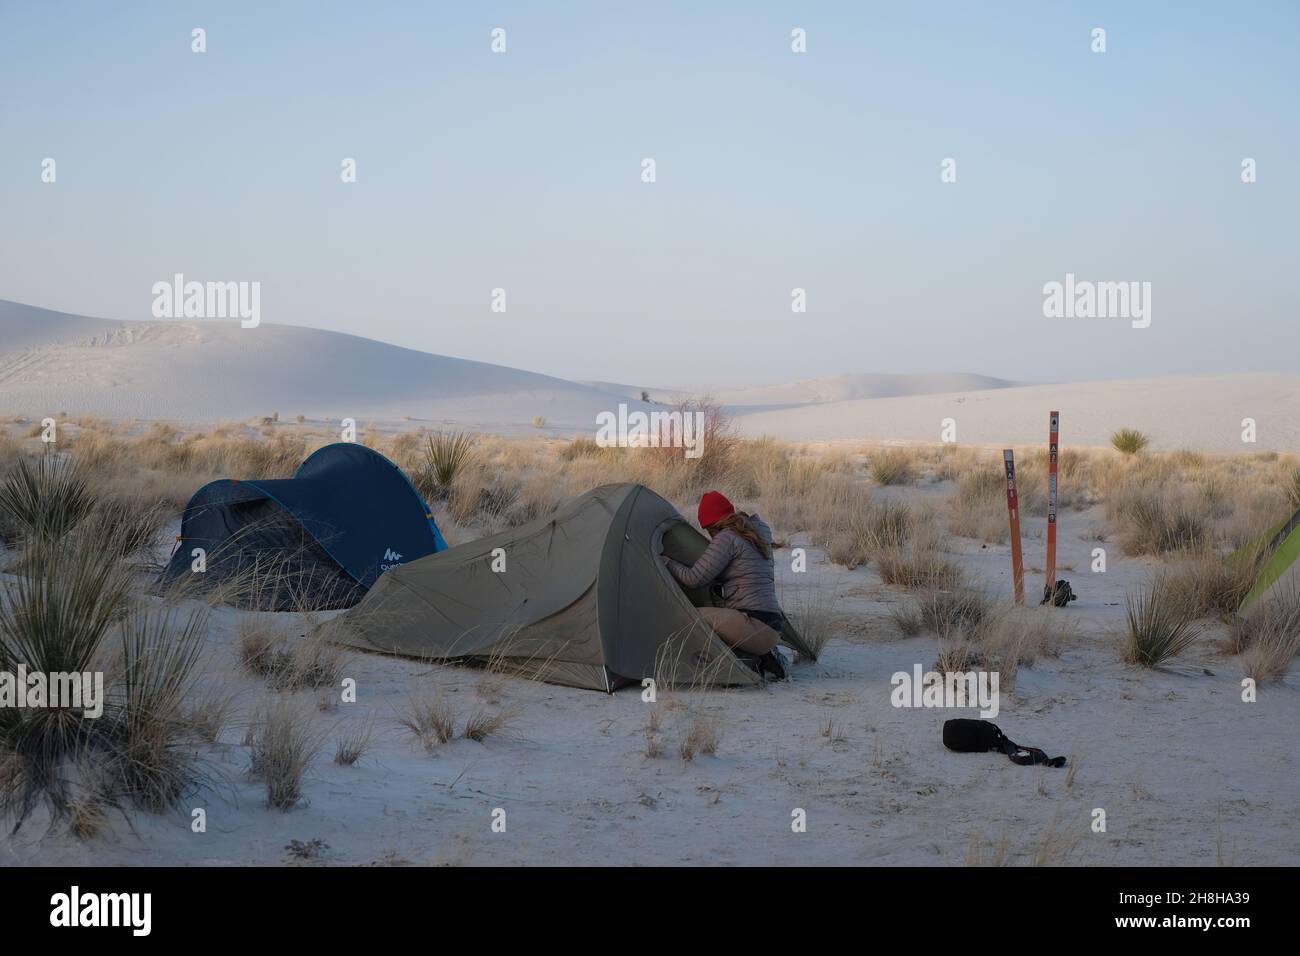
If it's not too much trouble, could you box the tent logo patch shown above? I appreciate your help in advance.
[381,548,404,570]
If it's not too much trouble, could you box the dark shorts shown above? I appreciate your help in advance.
[741,609,785,631]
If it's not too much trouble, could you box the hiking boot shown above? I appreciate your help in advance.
[758,647,789,681]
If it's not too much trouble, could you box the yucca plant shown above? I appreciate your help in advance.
[0,456,93,545]
[1110,428,1151,456]
[1124,579,1203,667]
[110,607,209,812]
[0,541,132,827]
[420,431,476,500]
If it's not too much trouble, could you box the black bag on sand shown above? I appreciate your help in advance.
[943,718,1066,768]
[1041,579,1077,607]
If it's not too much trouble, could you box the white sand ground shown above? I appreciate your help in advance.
[3,499,1296,867]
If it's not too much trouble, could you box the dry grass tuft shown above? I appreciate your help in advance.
[246,697,324,810]
[867,448,916,486]
[334,723,373,766]
[1233,587,1300,683]
[678,718,720,761]
[399,694,457,752]
[462,707,515,742]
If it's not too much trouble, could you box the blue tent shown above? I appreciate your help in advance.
[161,443,446,609]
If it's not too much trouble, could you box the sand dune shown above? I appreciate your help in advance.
[3,300,1294,453]
[734,373,1300,453]
[0,300,647,429]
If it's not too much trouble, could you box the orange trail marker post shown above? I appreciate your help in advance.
[1044,410,1060,603]
[1003,449,1025,605]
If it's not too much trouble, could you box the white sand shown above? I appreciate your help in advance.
[3,501,1295,867]
[733,374,1300,453]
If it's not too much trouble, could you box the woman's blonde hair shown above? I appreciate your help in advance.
[709,512,771,561]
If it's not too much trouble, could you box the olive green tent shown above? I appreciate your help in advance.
[1238,506,1300,618]
[317,483,809,691]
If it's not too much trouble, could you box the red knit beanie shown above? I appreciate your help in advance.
[697,490,735,529]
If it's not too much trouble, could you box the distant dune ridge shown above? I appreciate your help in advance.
[0,300,649,428]
[1,300,1296,452]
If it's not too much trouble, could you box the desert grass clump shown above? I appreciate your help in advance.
[462,707,515,742]
[945,463,1010,542]
[247,697,323,810]
[917,586,991,641]
[334,723,373,766]
[781,583,837,662]
[867,448,915,486]
[1113,490,1209,556]
[678,718,719,761]
[238,623,346,691]
[826,498,912,569]
[185,686,239,744]
[889,603,925,636]
[875,542,964,591]
[1232,587,1300,682]
[1164,548,1264,621]
[1110,428,1151,456]
[399,694,457,752]
[559,436,612,462]
[1123,579,1203,667]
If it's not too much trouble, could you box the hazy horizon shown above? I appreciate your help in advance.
[3,1,1297,385]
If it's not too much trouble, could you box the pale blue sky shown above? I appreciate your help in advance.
[1,1,1296,386]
